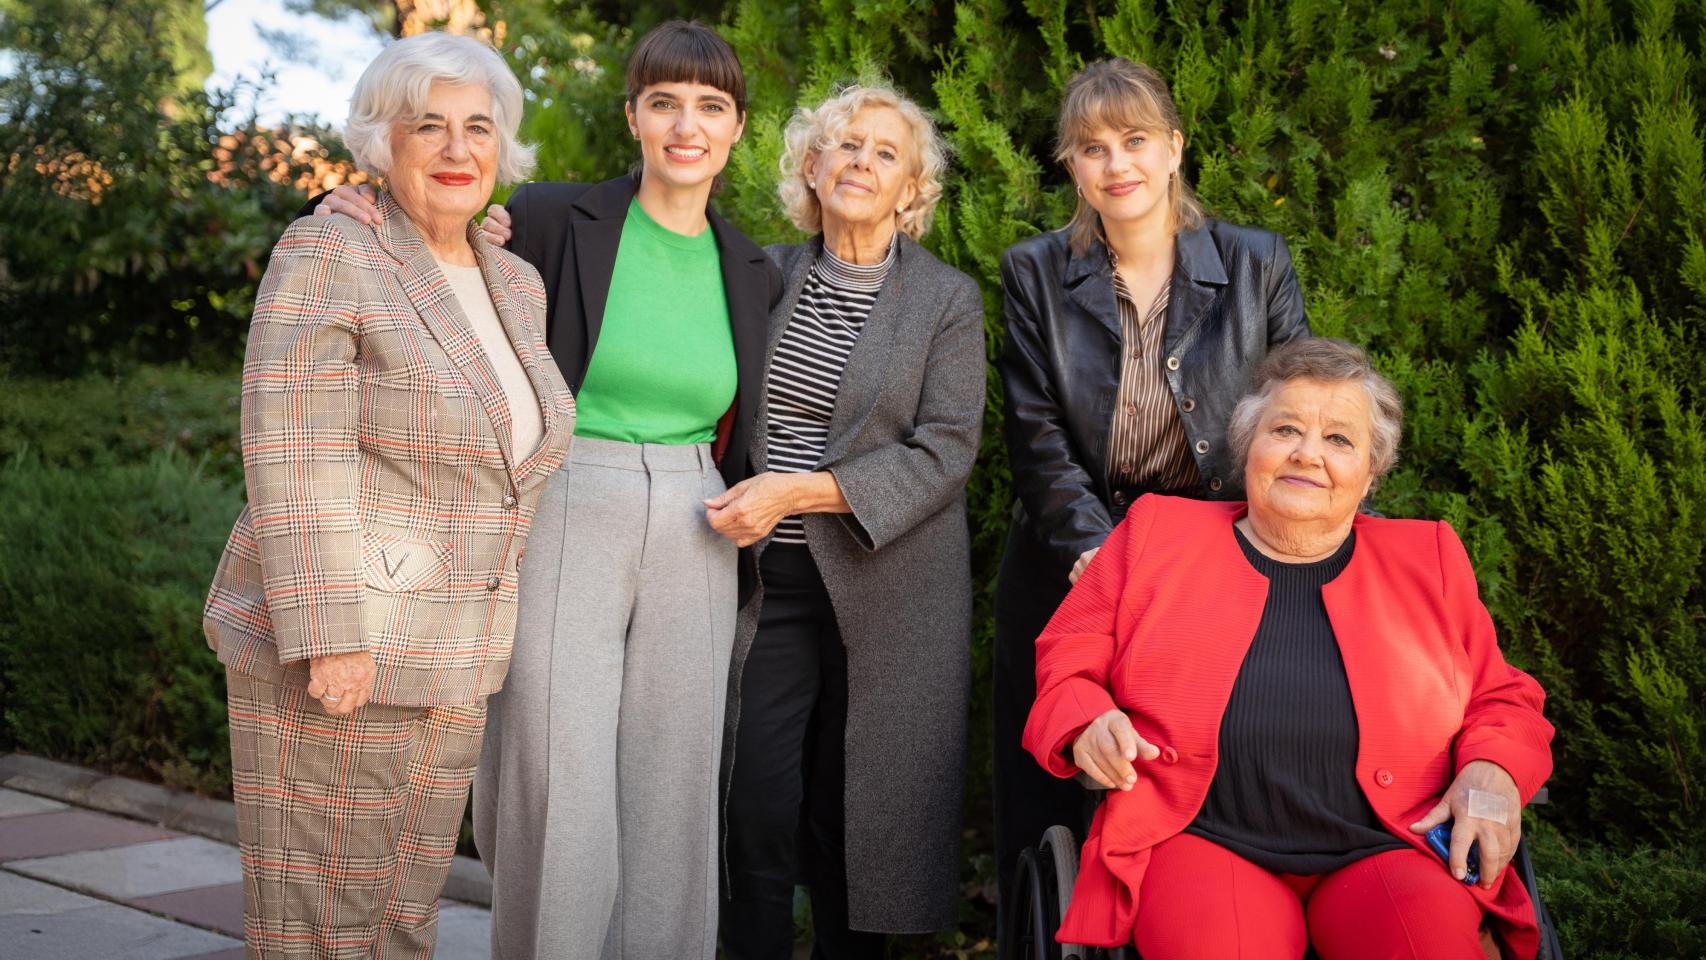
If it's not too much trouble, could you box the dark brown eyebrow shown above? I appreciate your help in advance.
[644,89,734,108]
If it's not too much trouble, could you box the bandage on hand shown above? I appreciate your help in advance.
[1466,787,1511,822]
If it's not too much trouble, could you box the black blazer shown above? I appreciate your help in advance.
[998,218,1310,578]
[300,176,783,491]
[503,175,783,490]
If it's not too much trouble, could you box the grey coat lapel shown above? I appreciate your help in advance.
[818,237,910,466]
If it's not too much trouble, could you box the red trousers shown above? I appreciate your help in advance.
[1133,832,1491,960]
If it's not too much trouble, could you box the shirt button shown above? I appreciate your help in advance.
[1166,355,1181,371]
[1375,768,1395,787]
[487,575,501,591]
[503,494,518,510]
[1125,403,1138,417]
[1131,349,1143,360]
[1194,439,1210,455]
[1161,746,1179,764]
[1180,397,1196,412]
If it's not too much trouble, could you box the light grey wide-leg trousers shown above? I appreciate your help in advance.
[474,437,736,960]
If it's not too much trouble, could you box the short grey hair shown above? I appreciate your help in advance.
[1226,337,1405,487]
[344,32,535,184]
[777,83,948,240]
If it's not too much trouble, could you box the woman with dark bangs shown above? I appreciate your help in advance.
[319,19,780,960]
[991,58,1310,957]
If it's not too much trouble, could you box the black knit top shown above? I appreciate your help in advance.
[1184,526,1406,874]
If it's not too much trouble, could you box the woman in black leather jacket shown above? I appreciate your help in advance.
[992,58,1310,956]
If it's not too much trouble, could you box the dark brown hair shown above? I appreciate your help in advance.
[1054,58,1203,255]
[625,20,746,115]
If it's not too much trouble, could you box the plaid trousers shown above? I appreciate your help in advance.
[226,670,487,959]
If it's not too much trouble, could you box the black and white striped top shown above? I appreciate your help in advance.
[765,238,896,545]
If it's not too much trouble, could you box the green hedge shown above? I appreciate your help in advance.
[0,370,242,794]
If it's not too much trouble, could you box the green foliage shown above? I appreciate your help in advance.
[1528,820,1706,958]
[0,0,355,376]
[0,373,243,792]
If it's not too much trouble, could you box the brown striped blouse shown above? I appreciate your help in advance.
[1107,264,1200,494]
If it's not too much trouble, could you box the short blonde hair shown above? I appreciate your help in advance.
[1227,338,1405,489]
[344,32,535,185]
[1054,59,1203,255]
[777,84,947,240]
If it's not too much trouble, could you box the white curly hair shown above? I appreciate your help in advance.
[776,83,948,240]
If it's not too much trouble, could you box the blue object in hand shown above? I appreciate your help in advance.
[1424,820,1480,885]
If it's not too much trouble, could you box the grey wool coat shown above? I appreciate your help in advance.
[722,233,986,933]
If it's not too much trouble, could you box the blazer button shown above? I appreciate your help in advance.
[487,575,501,591]
[1180,397,1196,413]
[1375,768,1395,787]
[1208,477,1224,492]
[1161,746,1179,764]
[503,494,518,510]
[1112,491,1129,506]
[516,547,525,569]
[1194,439,1210,455]
[1165,355,1181,371]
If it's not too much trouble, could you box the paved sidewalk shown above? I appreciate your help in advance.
[0,755,491,959]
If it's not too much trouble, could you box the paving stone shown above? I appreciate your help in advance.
[435,902,492,959]
[0,871,240,960]
[0,787,67,818]
[130,881,246,938]
[11,835,241,899]
[178,951,247,960]
[0,809,176,861]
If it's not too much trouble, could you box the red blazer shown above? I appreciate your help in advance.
[1023,495,1553,957]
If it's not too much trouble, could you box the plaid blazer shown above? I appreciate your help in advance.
[205,192,575,706]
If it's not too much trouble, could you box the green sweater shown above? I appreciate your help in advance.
[573,199,736,445]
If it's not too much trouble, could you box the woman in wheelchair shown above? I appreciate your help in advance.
[1022,337,1553,960]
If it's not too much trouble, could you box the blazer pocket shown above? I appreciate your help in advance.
[362,531,454,593]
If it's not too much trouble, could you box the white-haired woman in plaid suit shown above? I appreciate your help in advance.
[203,32,574,960]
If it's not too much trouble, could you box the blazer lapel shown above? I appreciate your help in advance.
[1162,221,1230,360]
[474,234,568,487]
[379,193,518,475]
[819,237,907,466]
[563,177,637,386]
[1065,237,1123,342]
[711,209,772,470]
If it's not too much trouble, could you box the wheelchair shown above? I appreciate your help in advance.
[1006,783,1565,960]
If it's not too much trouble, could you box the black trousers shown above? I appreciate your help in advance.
[992,522,1092,960]
[721,543,887,960]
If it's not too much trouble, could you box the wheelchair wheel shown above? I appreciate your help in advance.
[1038,825,1094,960]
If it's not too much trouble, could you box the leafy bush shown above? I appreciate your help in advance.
[0,0,362,376]
[1529,820,1706,959]
[0,367,243,482]
[0,448,241,794]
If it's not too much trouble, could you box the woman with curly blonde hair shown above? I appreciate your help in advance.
[710,82,985,958]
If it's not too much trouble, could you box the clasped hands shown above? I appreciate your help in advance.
[1071,710,1523,888]
[306,651,376,717]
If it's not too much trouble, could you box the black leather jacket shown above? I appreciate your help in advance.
[999,218,1310,576]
